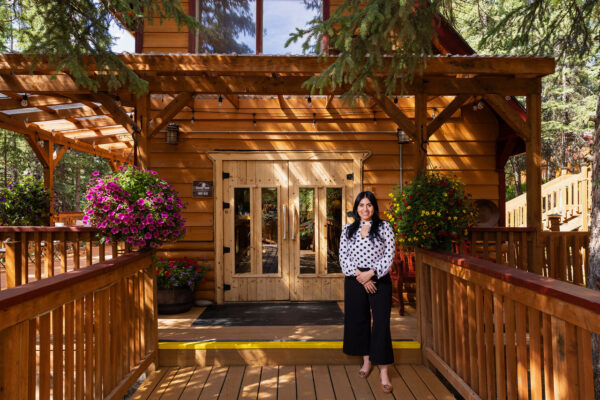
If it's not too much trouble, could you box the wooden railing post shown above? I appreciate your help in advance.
[4,234,22,288]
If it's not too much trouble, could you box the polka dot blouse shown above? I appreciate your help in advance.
[338,220,396,279]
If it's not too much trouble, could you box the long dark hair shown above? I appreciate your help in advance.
[346,191,384,242]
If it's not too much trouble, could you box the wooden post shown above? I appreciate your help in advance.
[4,234,22,288]
[526,90,543,274]
[43,140,54,225]
[136,95,151,170]
[581,166,590,231]
[415,93,427,174]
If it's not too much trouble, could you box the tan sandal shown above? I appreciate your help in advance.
[381,383,393,393]
[358,365,372,378]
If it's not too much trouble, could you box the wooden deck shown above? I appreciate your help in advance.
[132,364,455,399]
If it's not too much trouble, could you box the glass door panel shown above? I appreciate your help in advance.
[299,187,316,274]
[261,187,279,274]
[326,187,343,274]
[234,187,251,274]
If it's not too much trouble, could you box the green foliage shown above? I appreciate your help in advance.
[385,172,478,251]
[0,0,199,95]
[0,173,51,226]
[506,182,527,201]
[286,0,444,103]
[155,257,210,290]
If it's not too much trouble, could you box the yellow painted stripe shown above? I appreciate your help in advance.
[159,341,420,350]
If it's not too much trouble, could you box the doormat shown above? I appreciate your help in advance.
[192,301,344,326]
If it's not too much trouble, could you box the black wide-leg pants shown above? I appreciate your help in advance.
[343,272,394,365]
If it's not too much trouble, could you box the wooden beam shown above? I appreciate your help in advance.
[22,134,49,167]
[0,74,83,93]
[54,145,67,165]
[88,93,138,135]
[136,94,151,170]
[426,94,469,137]
[148,92,193,137]
[0,114,127,162]
[484,94,530,141]
[42,139,55,222]
[415,93,428,174]
[276,94,289,109]
[8,106,111,123]
[372,95,416,139]
[325,95,334,109]
[0,54,555,76]
[224,94,239,109]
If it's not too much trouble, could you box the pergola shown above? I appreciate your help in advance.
[0,53,553,237]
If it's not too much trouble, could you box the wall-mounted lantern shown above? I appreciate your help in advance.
[166,122,180,145]
[396,128,410,144]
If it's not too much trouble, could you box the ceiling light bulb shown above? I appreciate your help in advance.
[20,94,28,107]
[312,113,316,127]
[218,95,223,106]
[252,113,257,127]
[115,95,121,107]
[477,101,484,110]
[307,96,312,105]
[393,96,398,104]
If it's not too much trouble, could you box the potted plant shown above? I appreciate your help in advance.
[155,257,210,314]
[82,165,186,249]
[385,172,478,252]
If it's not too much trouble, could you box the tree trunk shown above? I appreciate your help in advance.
[3,130,7,186]
[510,158,522,196]
[587,91,600,398]
[75,162,81,212]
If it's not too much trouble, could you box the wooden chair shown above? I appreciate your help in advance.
[390,248,416,316]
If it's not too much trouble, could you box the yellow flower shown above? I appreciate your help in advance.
[437,212,441,217]
[407,206,411,210]
[443,193,448,197]
[454,216,458,220]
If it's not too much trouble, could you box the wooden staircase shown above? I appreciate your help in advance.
[506,167,591,231]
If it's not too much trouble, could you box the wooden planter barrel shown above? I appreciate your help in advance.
[157,287,194,315]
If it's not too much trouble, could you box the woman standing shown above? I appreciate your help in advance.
[339,191,396,393]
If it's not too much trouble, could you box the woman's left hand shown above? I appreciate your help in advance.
[356,269,375,284]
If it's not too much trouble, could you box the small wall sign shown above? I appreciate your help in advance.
[193,181,213,197]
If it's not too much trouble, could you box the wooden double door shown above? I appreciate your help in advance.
[222,159,358,301]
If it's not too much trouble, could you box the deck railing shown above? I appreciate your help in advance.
[417,249,598,400]
[0,251,156,399]
[463,227,589,286]
[0,226,130,290]
[506,167,591,230]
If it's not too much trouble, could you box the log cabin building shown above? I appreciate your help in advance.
[0,1,554,305]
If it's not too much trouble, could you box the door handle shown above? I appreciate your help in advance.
[283,204,288,240]
[291,204,297,241]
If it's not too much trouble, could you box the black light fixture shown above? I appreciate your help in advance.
[190,108,195,124]
[431,107,437,118]
[312,113,316,127]
[20,94,28,107]
[252,113,257,127]
[393,96,398,104]
[166,122,180,145]
[218,94,223,106]
[307,95,312,105]
[396,127,410,144]
[373,111,377,125]
[115,95,121,107]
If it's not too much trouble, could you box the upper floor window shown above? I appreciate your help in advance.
[192,0,322,55]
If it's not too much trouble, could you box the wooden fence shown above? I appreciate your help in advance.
[506,167,591,230]
[0,227,129,290]
[465,227,589,287]
[0,251,156,399]
[418,249,597,400]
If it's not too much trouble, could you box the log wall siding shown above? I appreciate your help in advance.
[142,1,190,54]
[151,99,499,301]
